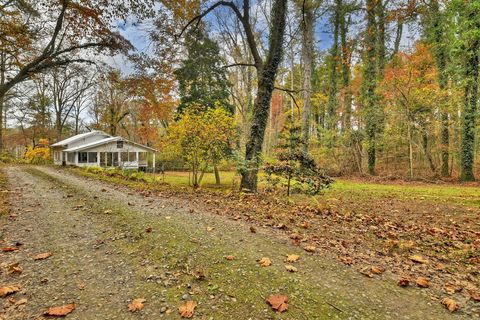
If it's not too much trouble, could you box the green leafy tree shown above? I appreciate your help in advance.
[264,119,332,196]
[174,28,232,114]
[168,105,237,187]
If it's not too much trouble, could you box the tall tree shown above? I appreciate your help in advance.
[300,0,316,150]
[182,0,288,192]
[361,0,379,174]
[327,0,340,131]
[451,0,480,181]
[174,27,232,114]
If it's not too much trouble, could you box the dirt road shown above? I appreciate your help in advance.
[0,166,469,319]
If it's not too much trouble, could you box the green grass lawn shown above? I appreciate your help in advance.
[155,170,480,207]
[327,179,480,206]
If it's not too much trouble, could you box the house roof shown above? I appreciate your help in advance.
[63,136,158,153]
[51,130,110,147]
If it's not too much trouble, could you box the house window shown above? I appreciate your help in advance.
[129,152,137,162]
[78,152,88,163]
[88,152,97,163]
[117,140,124,149]
[67,153,75,163]
[121,152,128,162]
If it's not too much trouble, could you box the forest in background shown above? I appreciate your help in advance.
[1,0,480,188]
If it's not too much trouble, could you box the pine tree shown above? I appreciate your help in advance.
[174,27,232,114]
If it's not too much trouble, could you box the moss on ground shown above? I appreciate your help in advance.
[25,166,432,319]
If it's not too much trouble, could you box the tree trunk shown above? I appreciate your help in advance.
[327,1,340,131]
[430,0,450,177]
[213,163,221,185]
[376,0,386,77]
[240,0,287,192]
[408,121,413,178]
[301,2,315,151]
[340,3,351,132]
[362,0,378,175]
[460,40,479,181]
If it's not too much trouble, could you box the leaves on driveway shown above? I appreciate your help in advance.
[128,298,146,312]
[44,303,76,316]
[0,285,20,298]
[33,252,52,260]
[178,300,197,318]
[266,295,288,312]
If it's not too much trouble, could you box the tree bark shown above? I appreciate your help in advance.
[327,1,340,131]
[301,2,315,151]
[362,0,378,175]
[240,0,287,192]
[460,40,479,181]
[213,162,221,185]
[339,2,351,131]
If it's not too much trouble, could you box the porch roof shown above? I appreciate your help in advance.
[63,136,158,153]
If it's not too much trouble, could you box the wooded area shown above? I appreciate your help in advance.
[1,0,480,188]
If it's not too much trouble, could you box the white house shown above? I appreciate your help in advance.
[51,130,157,171]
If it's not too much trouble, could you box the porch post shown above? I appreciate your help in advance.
[152,153,156,173]
[97,152,100,166]
[74,152,78,165]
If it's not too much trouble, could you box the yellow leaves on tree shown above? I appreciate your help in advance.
[24,139,50,164]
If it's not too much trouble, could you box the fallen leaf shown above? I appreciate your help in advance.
[225,255,235,260]
[416,277,429,288]
[7,263,23,275]
[468,290,480,302]
[34,252,52,260]
[1,247,18,252]
[397,278,410,287]
[250,226,256,233]
[0,285,20,298]
[338,256,353,265]
[193,269,205,280]
[128,298,146,312]
[178,300,197,318]
[145,227,153,233]
[286,254,300,263]
[259,257,272,267]
[304,245,316,253]
[266,295,288,312]
[371,266,385,275]
[15,298,27,305]
[441,298,458,312]
[77,283,86,290]
[206,226,214,232]
[44,303,76,316]
[103,209,112,214]
[285,265,298,272]
[409,255,428,264]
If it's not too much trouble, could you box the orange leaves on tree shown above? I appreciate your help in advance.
[178,300,197,318]
[266,295,288,313]
[44,303,76,316]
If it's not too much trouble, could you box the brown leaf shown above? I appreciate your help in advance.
[0,285,20,298]
[178,300,197,318]
[249,226,256,233]
[286,254,300,263]
[44,303,76,316]
[409,255,428,264]
[34,252,52,260]
[266,295,288,312]
[371,266,385,275]
[304,245,316,253]
[1,247,18,252]
[441,298,458,312]
[225,255,235,260]
[15,298,27,305]
[415,277,429,288]
[397,278,410,287]
[193,268,205,280]
[128,298,146,312]
[285,265,298,272]
[7,263,23,275]
[145,227,153,233]
[468,290,480,302]
[259,257,272,267]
